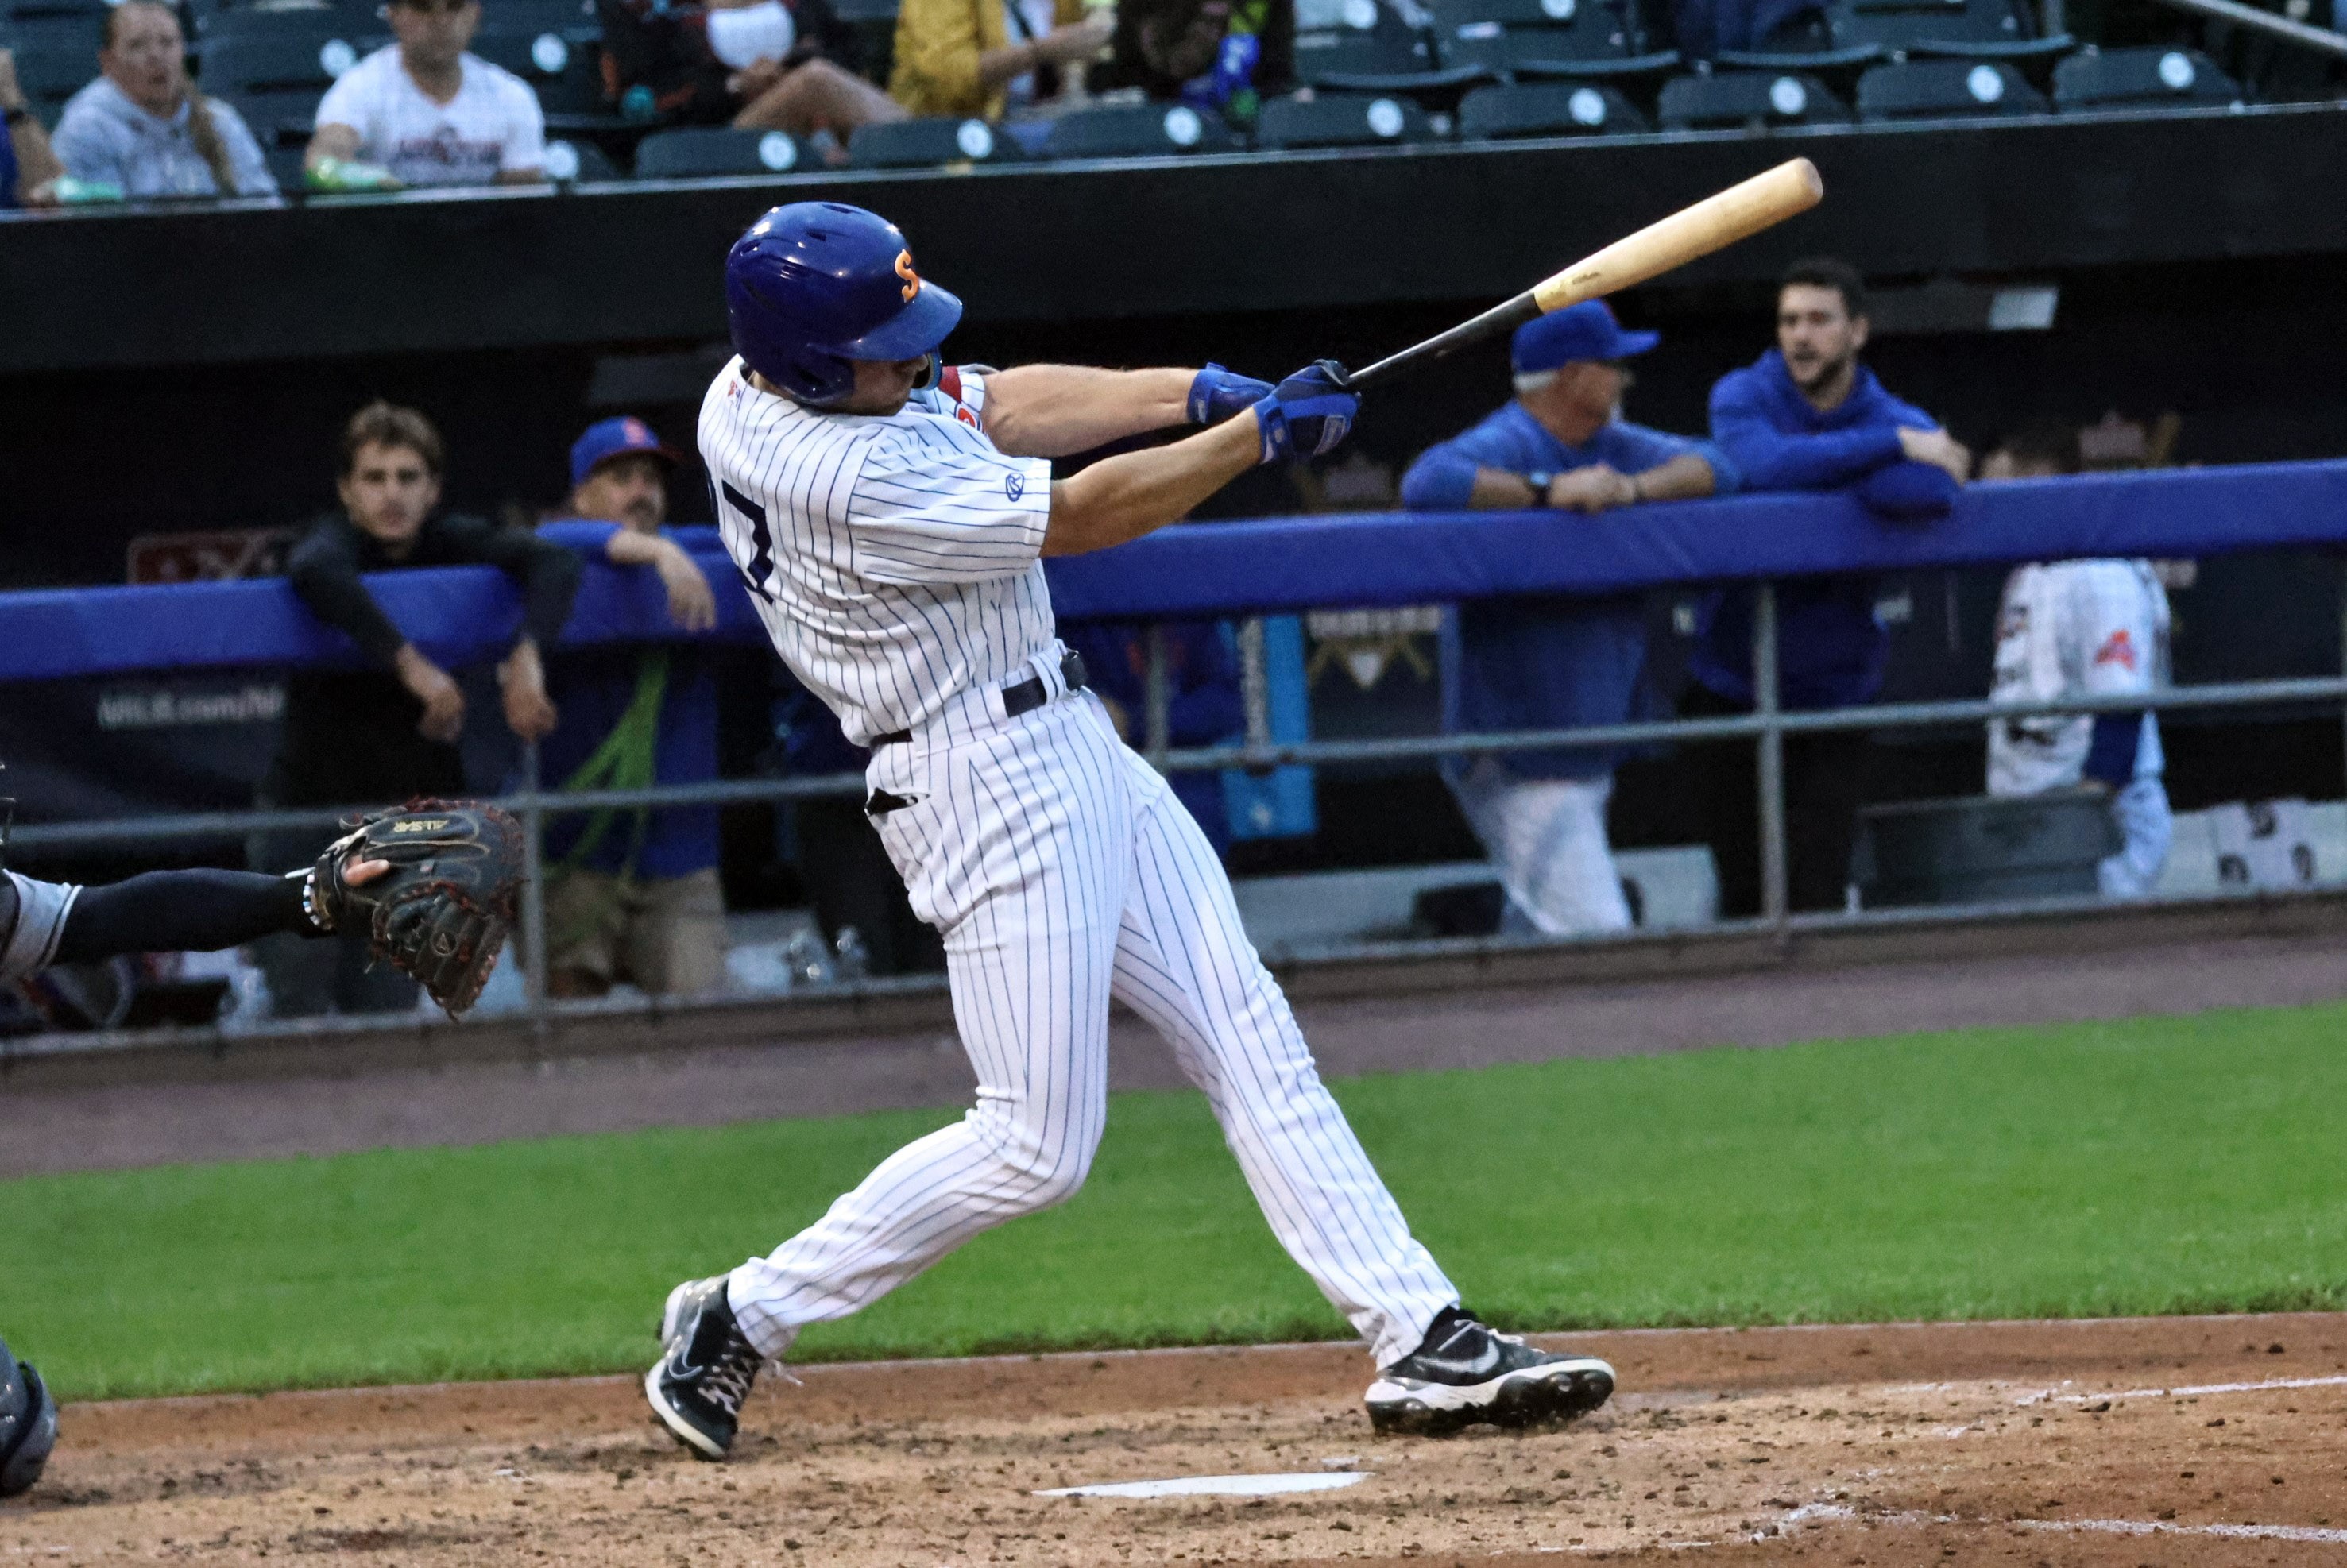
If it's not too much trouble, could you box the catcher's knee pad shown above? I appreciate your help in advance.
[0,1341,59,1499]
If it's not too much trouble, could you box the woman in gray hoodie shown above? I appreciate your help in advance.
[53,0,276,199]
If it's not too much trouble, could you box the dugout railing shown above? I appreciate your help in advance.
[5,458,2346,1043]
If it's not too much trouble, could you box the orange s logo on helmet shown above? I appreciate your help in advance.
[895,249,921,303]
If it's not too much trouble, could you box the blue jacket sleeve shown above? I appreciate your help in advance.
[1400,445,1483,510]
[1852,459,1958,522]
[1709,374,1908,492]
[2082,713,2144,788]
[1604,423,1742,496]
[536,520,626,557]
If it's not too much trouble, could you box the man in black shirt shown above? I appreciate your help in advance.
[256,401,580,1017]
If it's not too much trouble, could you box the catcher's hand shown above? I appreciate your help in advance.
[307,800,524,1017]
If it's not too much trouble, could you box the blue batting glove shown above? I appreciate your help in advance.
[1251,361,1358,463]
[1187,363,1276,426]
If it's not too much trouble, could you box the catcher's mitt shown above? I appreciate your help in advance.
[307,800,524,1017]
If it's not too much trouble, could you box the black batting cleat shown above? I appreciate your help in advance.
[1364,1307,1615,1437]
[644,1276,766,1460]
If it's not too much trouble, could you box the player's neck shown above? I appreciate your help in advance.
[401,49,464,103]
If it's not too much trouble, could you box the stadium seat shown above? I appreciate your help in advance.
[1432,0,1677,81]
[633,126,812,177]
[470,27,607,120]
[478,0,597,32]
[195,5,380,44]
[1713,2,1881,71]
[2,43,87,124]
[542,134,621,182]
[1457,79,1650,134]
[262,142,308,193]
[201,33,354,144]
[1855,57,2046,117]
[846,114,1026,168]
[2052,45,2241,110]
[1656,68,1851,127]
[0,0,107,53]
[1253,91,1436,147]
[1039,102,1240,158]
[1287,0,1482,91]
[1838,0,2071,60]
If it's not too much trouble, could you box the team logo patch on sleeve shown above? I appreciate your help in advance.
[1005,471,1026,501]
[2094,629,2138,670]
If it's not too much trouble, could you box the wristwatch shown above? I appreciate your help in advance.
[1525,470,1555,497]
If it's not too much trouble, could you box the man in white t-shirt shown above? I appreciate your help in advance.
[305,0,544,190]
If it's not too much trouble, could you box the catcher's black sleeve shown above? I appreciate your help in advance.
[52,870,315,964]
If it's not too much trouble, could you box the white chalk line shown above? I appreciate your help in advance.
[2015,1373,2347,1406]
[1036,1470,1370,1500]
[2018,1517,2347,1545]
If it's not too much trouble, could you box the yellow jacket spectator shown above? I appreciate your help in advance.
[889,0,1104,120]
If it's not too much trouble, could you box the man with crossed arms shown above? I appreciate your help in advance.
[644,201,1618,1456]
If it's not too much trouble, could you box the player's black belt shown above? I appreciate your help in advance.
[871,651,1089,747]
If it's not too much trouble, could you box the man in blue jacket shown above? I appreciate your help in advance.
[1684,257,1970,918]
[1402,303,1734,935]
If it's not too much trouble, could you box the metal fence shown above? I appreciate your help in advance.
[12,557,2347,1044]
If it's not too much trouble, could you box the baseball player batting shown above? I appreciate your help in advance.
[643,201,1617,1460]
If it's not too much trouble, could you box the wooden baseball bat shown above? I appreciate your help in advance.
[1340,158,1825,391]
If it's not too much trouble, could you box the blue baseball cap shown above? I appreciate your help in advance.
[570,415,677,489]
[1510,300,1661,374]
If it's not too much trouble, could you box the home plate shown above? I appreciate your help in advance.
[1036,1471,1373,1500]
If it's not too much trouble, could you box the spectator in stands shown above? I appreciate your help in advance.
[534,417,730,1000]
[255,401,579,1016]
[1401,303,1734,936]
[1058,620,1245,857]
[0,49,64,207]
[890,0,1114,119]
[1982,423,2173,898]
[597,0,904,153]
[1683,256,1970,919]
[52,2,276,199]
[306,0,546,191]
[1089,0,1293,122]
[775,682,945,977]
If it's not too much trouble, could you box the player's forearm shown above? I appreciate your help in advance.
[52,870,315,964]
[1467,468,1541,509]
[1634,452,1717,502]
[1040,414,1259,557]
[984,365,1194,458]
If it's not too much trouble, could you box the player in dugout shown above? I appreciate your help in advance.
[0,801,394,1500]
[1681,256,1971,919]
[533,417,731,1000]
[1401,302,1735,936]
[254,401,579,1018]
[1982,423,2174,897]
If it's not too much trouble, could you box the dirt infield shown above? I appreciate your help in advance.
[11,1314,2346,1564]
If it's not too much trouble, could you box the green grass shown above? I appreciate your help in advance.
[6,1002,2346,1400]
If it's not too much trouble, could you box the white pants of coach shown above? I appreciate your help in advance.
[1450,758,1632,937]
[727,683,1458,1369]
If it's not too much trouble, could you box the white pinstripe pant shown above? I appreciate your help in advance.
[728,689,1459,1368]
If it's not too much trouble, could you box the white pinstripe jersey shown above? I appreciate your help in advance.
[1987,558,2170,796]
[698,359,1058,746]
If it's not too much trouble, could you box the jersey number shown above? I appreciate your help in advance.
[720,480,779,605]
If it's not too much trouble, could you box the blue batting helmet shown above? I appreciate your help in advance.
[725,203,965,405]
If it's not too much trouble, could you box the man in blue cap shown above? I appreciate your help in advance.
[1401,301,1735,935]
[534,416,730,999]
